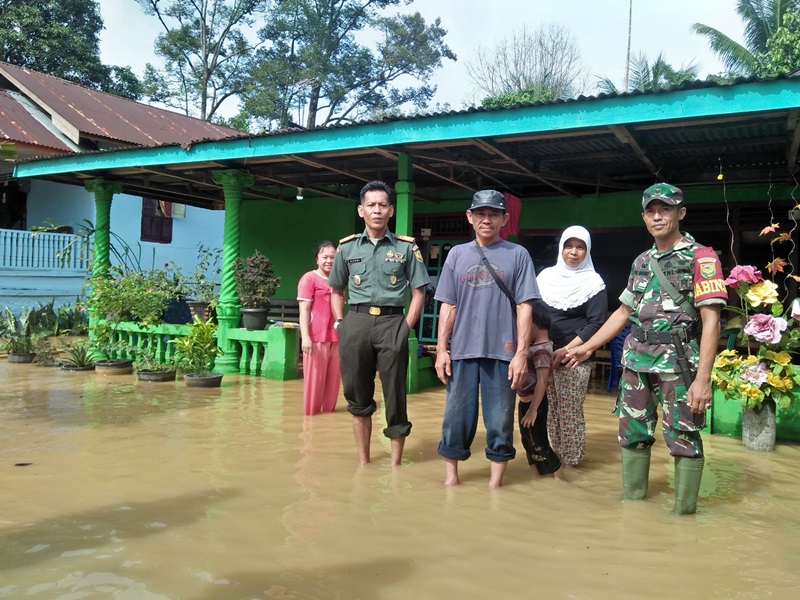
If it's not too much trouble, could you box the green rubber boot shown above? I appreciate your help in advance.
[673,456,704,515]
[621,446,651,500]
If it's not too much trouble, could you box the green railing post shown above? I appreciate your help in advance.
[212,169,255,373]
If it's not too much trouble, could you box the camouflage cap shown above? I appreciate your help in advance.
[469,189,506,212]
[642,183,683,209]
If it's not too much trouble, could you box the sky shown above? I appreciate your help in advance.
[97,0,747,117]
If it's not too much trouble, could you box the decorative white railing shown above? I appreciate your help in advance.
[0,228,91,272]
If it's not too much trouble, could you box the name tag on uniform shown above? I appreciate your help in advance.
[347,258,362,264]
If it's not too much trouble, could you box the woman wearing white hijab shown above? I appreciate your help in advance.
[537,226,607,468]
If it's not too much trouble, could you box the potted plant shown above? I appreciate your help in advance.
[87,263,182,373]
[33,337,63,367]
[712,259,800,451]
[171,316,224,387]
[1,307,37,363]
[130,340,177,382]
[60,341,98,371]
[184,244,221,322]
[233,250,281,330]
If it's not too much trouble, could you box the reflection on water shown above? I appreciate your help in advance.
[1,362,799,599]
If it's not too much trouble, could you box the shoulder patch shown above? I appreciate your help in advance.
[338,234,357,244]
[396,235,415,243]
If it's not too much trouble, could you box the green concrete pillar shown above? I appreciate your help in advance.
[395,153,415,235]
[395,153,422,392]
[84,179,123,344]
[84,179,123,277]
[211,169,255,373]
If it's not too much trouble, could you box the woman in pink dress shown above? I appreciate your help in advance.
[297,241,340,415]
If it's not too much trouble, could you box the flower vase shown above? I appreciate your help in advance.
[741,398,777,451]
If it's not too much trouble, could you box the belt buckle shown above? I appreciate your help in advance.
[369,306,381,316]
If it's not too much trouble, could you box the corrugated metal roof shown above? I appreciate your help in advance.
[0,89,74,152]
[0,61,245,147]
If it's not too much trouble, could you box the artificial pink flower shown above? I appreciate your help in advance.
[744,313,787,344]
[724,265,763,288]
[740,361,768,386]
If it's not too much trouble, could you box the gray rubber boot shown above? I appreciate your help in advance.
[673,456,705,515]
[621,446,651,500]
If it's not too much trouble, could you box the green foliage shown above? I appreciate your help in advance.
[756,7,800,75]
[482,87,557,109]
[183,244,222,304]
[33,337,63,367]
[128,339,174,373]
[242,0,455,129]
[170,317,223,375]
[233,251,281,308]
[596,53,700,94]
[0,307,35,354]
[60,341,98,368]
[0,0,142,98]
[89,264,182,327]
[691,0,800,76]
[137,0,267,120]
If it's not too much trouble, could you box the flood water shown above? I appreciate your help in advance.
[1,360,799,600]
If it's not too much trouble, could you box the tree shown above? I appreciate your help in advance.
[0,0,142,99]
[465,24,589,107]
[691,0,800,76]
[597,53,700,94]
[240,0,455,129]
[137,0,268,120]
[756,7,800,75]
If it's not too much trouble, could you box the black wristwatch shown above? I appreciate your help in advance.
[334,319,343,330]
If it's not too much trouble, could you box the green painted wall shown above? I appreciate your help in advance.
[237,182,800,301]
[239,196,357,300]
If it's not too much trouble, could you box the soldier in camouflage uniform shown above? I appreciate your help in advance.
[566,183,727,514]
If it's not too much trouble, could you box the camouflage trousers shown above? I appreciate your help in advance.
[615,368,705,458]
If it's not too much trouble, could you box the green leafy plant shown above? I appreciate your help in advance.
[60,341,99,368]
[0,307,37,354]
[170,317,223,376]
[128,339,175,373]
[233,250,281,308]
[184,243,222,305]
[33,338,62,367]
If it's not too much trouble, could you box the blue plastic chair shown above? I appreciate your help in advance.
[607,323,631,392]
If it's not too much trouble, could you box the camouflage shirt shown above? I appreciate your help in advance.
[618,233,726,373]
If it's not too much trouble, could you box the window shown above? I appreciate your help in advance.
[141,198,173,244]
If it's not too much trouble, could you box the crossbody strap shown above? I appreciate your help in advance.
[474,242,517,318]
[649,256,698,322]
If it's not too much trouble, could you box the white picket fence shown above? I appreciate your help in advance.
[0,228,91,272]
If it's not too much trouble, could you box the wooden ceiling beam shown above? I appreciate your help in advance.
[608,125,659,174]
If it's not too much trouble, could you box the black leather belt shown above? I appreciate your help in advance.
[630,323,694,344]
[351,304,404,316]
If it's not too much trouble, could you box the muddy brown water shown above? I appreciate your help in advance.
[1,361,799,599]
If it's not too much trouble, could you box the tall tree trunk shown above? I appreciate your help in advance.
[306,81,321,129]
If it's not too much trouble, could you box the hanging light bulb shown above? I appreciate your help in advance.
[296,187,304,201]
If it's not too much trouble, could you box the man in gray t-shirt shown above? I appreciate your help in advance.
[434,190,540,488]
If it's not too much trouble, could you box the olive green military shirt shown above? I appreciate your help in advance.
[328,229,430,306]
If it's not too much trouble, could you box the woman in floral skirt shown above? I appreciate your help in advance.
[537,226,607,467]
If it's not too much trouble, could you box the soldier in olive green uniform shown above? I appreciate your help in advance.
[566,183,727,515]
[329,181,430,466]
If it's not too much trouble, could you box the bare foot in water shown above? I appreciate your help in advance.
[444,458,460,485]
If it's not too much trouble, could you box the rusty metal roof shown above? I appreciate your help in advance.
[0,89,74,153]
[15,75,800,208]
[0,61,244,148]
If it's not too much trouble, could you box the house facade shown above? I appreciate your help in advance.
[0,61,242,313]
